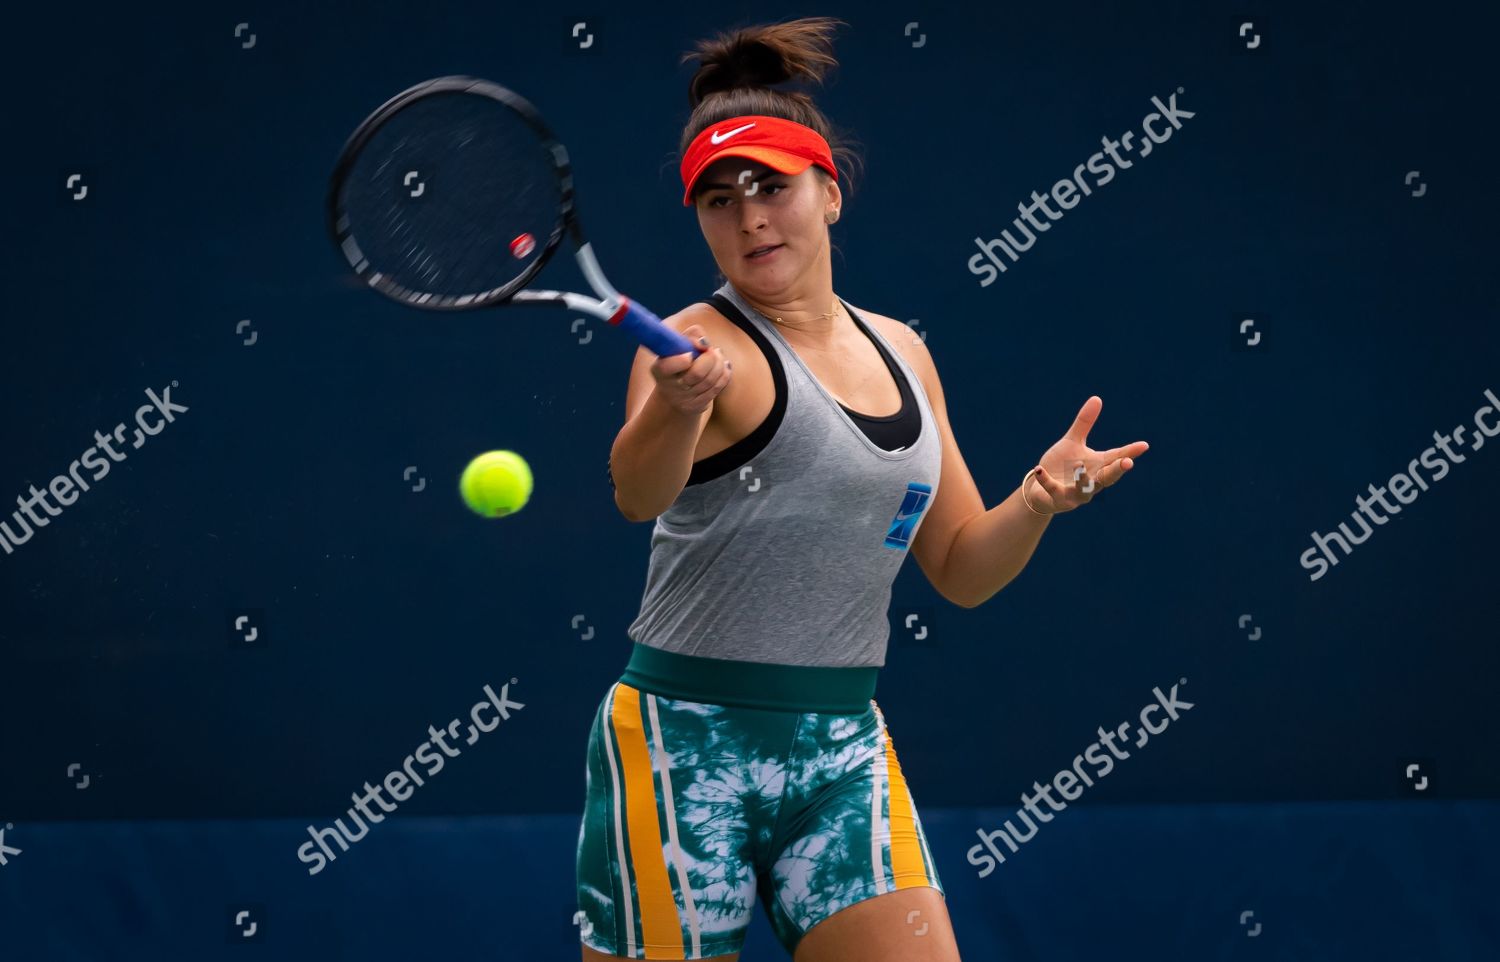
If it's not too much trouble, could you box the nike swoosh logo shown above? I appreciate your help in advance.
[710,123,756,145]
[895,495,929,522]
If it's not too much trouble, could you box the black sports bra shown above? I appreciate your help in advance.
[835,314,921,452]
[684,294,920,487]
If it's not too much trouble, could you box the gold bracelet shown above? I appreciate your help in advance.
[1021,468,1051,516]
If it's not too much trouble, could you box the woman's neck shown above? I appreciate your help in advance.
[736,286,842,341]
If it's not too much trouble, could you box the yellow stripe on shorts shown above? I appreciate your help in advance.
[610,684,684,958]
[882,724,931,887]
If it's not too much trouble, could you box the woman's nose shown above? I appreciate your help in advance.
[739,197,766,229]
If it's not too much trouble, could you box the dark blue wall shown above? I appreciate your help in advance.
[3,0,1497,957]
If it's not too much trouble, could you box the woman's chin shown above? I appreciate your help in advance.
[730,258,793,290]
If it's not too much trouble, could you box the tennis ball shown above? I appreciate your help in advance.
[459,450,533,518]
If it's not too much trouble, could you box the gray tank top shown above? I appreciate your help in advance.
[626,281,943,668]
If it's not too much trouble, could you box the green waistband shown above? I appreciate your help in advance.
[619,641,878,714]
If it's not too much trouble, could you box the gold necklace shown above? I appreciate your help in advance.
[767,299,843,363]
[762,296,840,327]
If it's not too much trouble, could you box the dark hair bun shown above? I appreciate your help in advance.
[683,17,843,108]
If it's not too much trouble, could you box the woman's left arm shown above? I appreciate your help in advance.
[894,323,1147,608]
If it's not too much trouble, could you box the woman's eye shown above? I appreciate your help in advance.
[707,184,784,208]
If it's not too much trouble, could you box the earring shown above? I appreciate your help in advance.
[826,209,840,224]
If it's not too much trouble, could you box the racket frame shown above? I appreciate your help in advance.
[326,75,698,358]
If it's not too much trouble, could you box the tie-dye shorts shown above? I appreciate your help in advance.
[574,678,944,959]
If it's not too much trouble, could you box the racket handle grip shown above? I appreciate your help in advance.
[610,297,702,359]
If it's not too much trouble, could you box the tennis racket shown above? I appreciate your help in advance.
[325,75,699,360]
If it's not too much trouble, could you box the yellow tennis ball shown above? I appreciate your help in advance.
[459,450,533,518]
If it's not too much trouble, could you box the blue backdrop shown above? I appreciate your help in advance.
[3,0,1497,959]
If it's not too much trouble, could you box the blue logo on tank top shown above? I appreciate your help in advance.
[884,482,934,549]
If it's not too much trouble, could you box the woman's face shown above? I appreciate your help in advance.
[693,157,840,299]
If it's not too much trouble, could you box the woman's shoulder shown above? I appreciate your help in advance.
[849,305,903,336]
[666,298,751,346]
[848,305,927,359]
[847,304,938,389]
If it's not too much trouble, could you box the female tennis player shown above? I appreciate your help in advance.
[576,17,1148,961]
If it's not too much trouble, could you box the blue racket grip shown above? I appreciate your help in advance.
[609,297,702,359]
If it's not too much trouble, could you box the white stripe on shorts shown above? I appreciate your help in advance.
[600,685,638,957]
[870,721,890,895]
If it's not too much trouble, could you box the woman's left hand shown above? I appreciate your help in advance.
[1026,396,1149,515]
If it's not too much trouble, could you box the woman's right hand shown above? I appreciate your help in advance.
[650,324,732,416]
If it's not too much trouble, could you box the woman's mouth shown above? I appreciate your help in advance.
[746,244,783,261]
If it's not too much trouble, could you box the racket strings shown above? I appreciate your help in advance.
[336,91,561,301]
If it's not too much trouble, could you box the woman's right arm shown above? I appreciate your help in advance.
[611,317,731,522]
